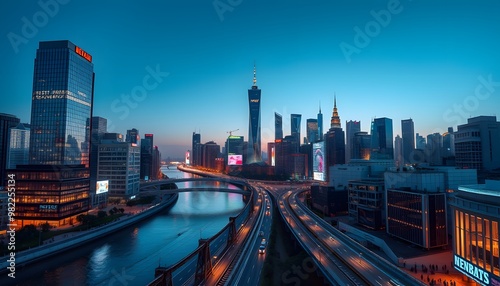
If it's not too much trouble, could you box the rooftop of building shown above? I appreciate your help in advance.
[458,179,500,197]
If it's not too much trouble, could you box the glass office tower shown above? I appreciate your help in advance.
[30,40,94,165]
[247,65,261,163]
[370,117,394,160]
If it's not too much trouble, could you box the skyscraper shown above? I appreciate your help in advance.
[345,120,361,162]
[317,103,323,141]
[370,117,393,160]
[29,40,94,165]
[275,112,283,141]
[394,135,402,167]
[141,134,154,180]
[325,95,345,180]
[401,119,415,165]
[247,65,261,163]
[306,118,318,144]
[9,40,93,227]
[0,113,20,184]
[192,132,201,166]
[291,114,302,148]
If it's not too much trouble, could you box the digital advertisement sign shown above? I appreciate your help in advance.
[96,180,109,194]
[228,154,243,166]
[313,142,325,181]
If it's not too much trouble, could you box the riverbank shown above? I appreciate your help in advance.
[0,191,178,274]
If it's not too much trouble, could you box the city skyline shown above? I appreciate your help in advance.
[1,1,500,158]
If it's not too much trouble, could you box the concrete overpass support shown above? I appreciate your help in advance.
[195,239,212,285]
[151,267,173,286]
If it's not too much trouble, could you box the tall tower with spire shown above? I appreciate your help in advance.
[317,102,323,141]
[330,94,341,129]
[247,64,262,163]
[325,93,345,181]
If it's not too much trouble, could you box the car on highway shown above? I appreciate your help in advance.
[258,244,266,254]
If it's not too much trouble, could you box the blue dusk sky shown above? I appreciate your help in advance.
[1,0,499,159]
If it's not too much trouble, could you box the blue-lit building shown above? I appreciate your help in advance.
[275,112,283,141]
[192,132,201,166]
[8,40,94,227]
[30,40,94,166]
[370,117,394,160]
[306,118,318,144]
[247,65,261,163]
[291,114,302,150]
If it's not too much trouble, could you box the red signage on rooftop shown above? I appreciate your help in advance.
[75,46,92,62]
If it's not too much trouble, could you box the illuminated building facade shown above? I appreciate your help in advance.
[98,135,140,200]
[8,40,94,227]
[449,180,500,285]
[247,65,261,163]
[8,165,90,227]
[325,96,345,180]
[29,40,94,166]
[226,135,244,166]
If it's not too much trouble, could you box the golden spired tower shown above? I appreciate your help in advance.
[330,94,341,129]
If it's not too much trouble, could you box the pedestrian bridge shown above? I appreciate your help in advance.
[141,177,251,195]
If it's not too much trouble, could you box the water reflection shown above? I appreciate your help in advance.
[7,169,245,286]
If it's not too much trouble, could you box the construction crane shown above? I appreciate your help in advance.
[227,129,239,136]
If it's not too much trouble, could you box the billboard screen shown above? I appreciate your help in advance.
[185,151,190,165]
[96,180,109,194]
[228,154,243,166]
[271,146,275,166]
[313,142,325,181]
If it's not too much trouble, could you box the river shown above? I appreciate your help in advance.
[5,168,244,286]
